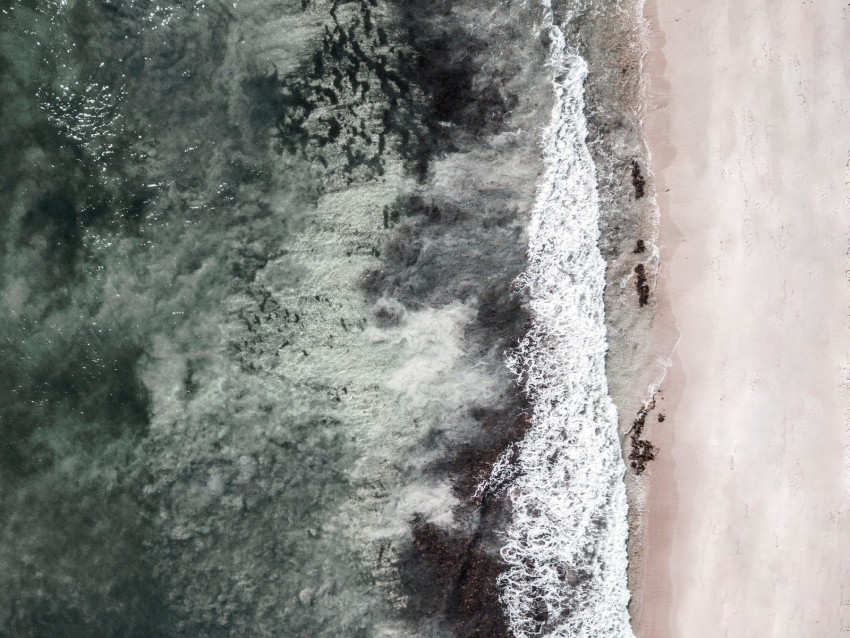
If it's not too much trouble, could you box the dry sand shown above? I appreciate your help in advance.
[634,0,850,635]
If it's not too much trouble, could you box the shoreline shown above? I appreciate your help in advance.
[632,0,850,635]
[626,0,680,631]
[611,0,680,625]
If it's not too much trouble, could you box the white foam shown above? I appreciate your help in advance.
[485,11,634,638]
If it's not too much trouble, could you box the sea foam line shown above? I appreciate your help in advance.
[486,12,634,638]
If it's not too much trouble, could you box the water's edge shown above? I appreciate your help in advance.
[487,11,634,635]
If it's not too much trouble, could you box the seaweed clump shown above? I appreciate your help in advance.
[631,159,645,199]
[628,400,658,475]
[399,514,508,637]
[634,263,650,306]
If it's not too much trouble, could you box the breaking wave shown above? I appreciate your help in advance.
[487,10,634,638]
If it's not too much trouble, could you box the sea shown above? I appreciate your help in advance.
[0,0,653,636]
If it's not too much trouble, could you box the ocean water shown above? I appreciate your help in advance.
[0,0,645,636]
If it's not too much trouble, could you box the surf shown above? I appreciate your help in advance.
[485,8,634,637]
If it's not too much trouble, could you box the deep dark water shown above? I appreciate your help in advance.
[0,0,553,636]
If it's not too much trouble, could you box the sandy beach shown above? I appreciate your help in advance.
[634,0,850,635]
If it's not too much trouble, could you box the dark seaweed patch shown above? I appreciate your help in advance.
[371,189,531,634]
[399,513,508,638]
[634,263,650,306]
[400,390,531,637]
[631,159,645,199]
[399,347,532,635]
[444,400,531,500]
[247,1,430,178]
[250,0,515,181]
[627,400,657,475]
[407,30,515,139]
[476,279,531,350]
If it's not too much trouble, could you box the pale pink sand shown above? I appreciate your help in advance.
[634,0,850,636]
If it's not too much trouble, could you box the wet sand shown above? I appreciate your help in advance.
[635,0,850,635]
